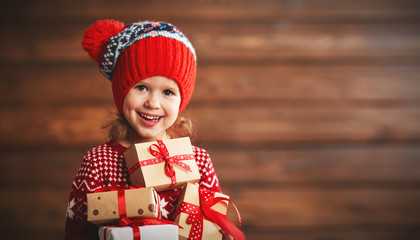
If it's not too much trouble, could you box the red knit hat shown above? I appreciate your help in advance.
[82,19,197,113]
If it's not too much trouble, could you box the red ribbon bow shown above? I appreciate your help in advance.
[176,187,246,240]
[128,139,194,190]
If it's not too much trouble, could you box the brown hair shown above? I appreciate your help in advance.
[102,112,194,144]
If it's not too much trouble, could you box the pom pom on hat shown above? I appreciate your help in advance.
[82,19,125,63]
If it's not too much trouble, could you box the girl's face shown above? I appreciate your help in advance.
[122,76,181,142]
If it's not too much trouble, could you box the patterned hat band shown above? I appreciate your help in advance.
[100,22,196,80]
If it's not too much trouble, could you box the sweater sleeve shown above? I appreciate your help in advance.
[193,147,222,193]
[64,153,102,240]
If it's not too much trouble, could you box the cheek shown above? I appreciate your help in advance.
[122,104,132,125]
[123,91,141,110]
[162,98,181,120]
[122,98,131,115]
[122,95,139,121]
[170,97,182,113]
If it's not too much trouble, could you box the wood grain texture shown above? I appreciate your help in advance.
[210,145,420,185]
[1,23,420,63]
[1,106,419,146]
[1,145,418,189]
[1,65,419,106]
[1,1,419,239]
[229,188,420,229]
[2,0,419,22]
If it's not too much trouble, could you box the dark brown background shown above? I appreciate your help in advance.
[1,0,420,239]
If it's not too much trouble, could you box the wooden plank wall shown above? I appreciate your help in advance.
[1,0,420,239]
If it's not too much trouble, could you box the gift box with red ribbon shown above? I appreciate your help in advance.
[99,223,179,240]
[174,183,246,240]
[87,186,161,225]
[124,137,200,192]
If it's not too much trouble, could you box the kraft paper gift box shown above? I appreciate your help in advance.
[124,137,200,192]
[99,224,179,240]
[174,183,229,240]
[87,187,160,225]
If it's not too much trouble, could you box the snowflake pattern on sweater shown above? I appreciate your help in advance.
[64,141,221,240]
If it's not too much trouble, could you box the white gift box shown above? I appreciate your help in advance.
[99,224,179,240]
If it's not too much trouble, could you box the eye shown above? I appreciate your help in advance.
[135,85,148,91]
[162,89,174,96]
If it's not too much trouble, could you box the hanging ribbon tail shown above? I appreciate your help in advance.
[202,197,246,240]
[164,160,175,178]
[203,210,245,240]
[174,160,192,172]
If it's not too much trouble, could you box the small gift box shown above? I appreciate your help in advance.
[124,137,200,192]
[99,224,179,240]
[174,183,229,240]
[174,183,246,240]
[87,186,161,225]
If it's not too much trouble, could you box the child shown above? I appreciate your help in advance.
[64,19,222,240]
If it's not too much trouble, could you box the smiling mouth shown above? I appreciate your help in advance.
[139,113,162,121]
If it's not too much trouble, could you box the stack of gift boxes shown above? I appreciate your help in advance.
[86,137,245,240]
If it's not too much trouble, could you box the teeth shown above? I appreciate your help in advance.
[141,114,160,121]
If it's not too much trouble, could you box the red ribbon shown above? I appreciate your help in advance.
[94,185,173,240]
[103,218,180,240]
[128,139,194,190]
[176,202,204,240]
[93,185,161,226]
[200,193,245,240]
[175,187,245,240]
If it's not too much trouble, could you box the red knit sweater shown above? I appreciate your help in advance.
[64,141,221,240]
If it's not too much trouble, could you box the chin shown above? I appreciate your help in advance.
[136,131,165,141]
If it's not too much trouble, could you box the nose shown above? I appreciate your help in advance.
[144,92,160,109]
